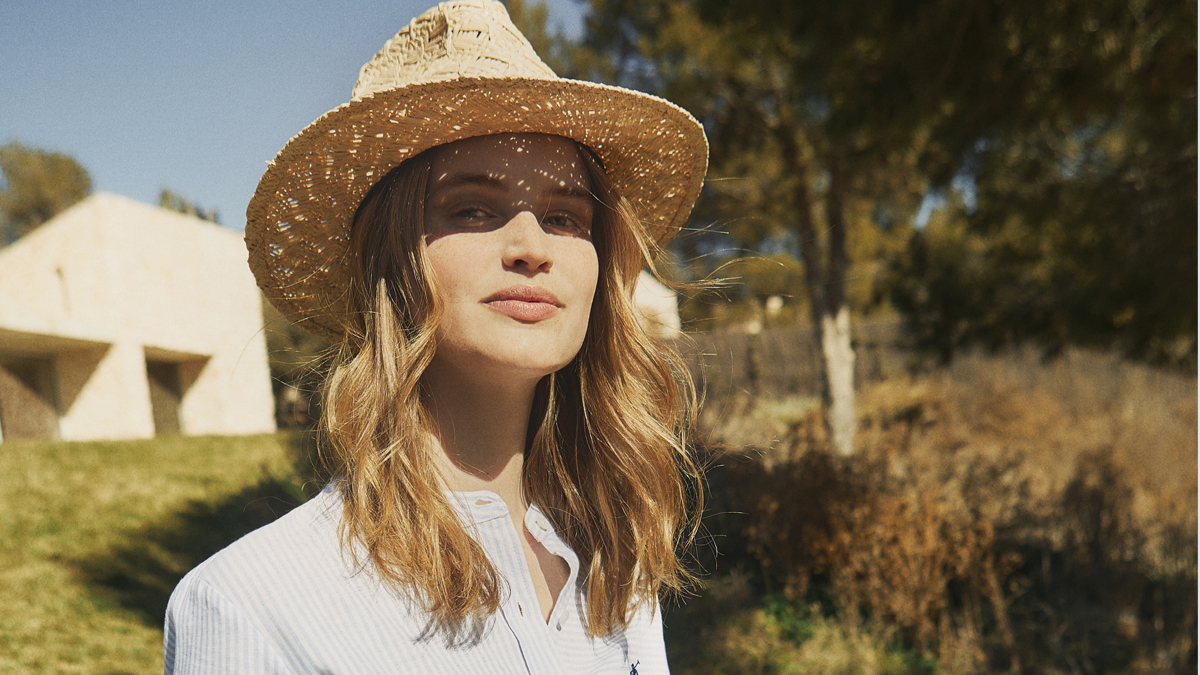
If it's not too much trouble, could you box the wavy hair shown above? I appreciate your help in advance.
[320,137,703,636]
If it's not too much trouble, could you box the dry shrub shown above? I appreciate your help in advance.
[704,347,1196,674]
[665,573,919,675]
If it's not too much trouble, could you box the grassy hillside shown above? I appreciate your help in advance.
[0,432,314,674]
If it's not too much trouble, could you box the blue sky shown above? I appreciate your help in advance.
[0,0,587,230]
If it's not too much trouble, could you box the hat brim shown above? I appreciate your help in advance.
[246,76,707,340]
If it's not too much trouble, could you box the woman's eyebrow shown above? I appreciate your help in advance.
[432,172,506,191]
[549,185,595,202]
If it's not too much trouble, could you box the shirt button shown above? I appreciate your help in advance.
[555,617,564,631]
[535,515,550,531]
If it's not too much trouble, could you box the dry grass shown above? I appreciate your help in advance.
[670,346,1196,674]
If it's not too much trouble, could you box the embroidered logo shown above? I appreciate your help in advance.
[629,660,640,675]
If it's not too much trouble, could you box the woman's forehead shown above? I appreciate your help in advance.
[426,133,592,191]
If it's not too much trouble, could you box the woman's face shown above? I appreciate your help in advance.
[422,133,600,383]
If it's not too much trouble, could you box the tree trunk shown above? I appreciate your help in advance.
[821,304,857,455]
[822,163,857,456]
[773,112,858,455]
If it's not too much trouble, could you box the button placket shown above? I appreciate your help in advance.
[525,506,582,641]
[551,606,572,632]
[448,493,571,673]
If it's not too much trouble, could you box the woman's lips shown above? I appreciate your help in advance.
[483,285,561,322]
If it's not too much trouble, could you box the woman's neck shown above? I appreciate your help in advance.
[420,359,571,622]
[420,361,540,512]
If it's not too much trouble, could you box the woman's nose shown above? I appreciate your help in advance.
[501,211,552,273]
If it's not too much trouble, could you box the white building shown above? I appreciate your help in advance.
[0,193,275,442]
[634,270,682,338]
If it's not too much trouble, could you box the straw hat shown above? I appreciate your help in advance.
[246,0,708,340]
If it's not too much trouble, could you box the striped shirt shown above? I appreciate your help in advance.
[163,485,667,674]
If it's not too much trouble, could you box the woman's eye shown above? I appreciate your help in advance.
[454,206,492,220]
[543,214,589,235]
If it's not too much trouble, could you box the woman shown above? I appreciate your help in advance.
[165,1,708,673]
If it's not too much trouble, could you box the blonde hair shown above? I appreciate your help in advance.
[321,139,703,636]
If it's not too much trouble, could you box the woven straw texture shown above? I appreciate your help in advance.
[246,0,708,339]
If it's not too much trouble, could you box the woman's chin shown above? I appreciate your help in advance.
[429,346,576,385]
[430,319,586,384]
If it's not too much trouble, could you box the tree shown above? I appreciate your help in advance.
[505,0,577,74]
[573,0,941,455]
[159,188,220,224]
[0,141,92,245]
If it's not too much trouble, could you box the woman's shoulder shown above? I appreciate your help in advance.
[167,486,351,616]
[163,486,432,673]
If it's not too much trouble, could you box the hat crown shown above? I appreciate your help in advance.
[352,0,557,100]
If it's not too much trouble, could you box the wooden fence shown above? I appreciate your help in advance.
[674,319,911,401]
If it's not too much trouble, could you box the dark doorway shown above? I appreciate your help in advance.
[145,360,182,436]
[0,355,60,441]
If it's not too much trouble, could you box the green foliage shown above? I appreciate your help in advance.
[889,172,1197,367]
[664,577,944,674]
[503,0,577,75]
[158,187,219,224]
[574,0,929,258]
[721,254,805,301]
[885,211,993,364]
[883,0,1197,366]
[680,253,810,329]
[0,141,92,244]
